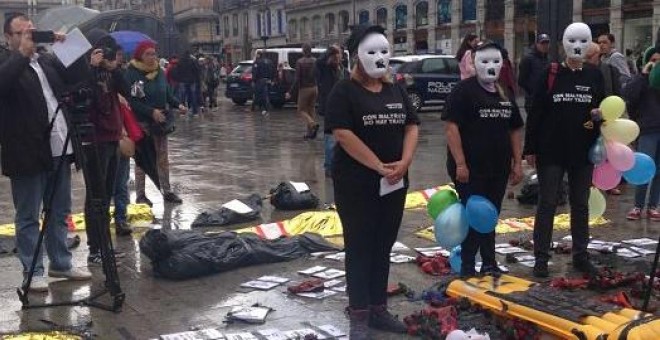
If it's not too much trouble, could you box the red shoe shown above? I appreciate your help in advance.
[647,208,660,221]
[627,207,642,220]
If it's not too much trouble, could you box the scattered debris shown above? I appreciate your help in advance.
[225,304,273,324]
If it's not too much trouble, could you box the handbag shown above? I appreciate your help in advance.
[120,102,144,142]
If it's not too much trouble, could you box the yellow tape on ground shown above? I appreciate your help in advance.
[0,204,154,237]
[415,213,611,241]
[404,185,456,210]
[1,332,82,340]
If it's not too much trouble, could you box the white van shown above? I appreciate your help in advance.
[251,47,351,70]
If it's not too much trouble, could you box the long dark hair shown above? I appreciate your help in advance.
[456,33,478,61]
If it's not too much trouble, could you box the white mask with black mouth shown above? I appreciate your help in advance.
[358,33,391,78]
[563,23,592,61]
[474,47,502,84]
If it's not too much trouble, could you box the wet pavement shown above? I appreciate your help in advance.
[0,91,658,339]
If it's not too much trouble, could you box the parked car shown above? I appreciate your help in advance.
[393,56,460,111]
[224,60,294,108]
[389,54,438,74]
[252,47,351,72]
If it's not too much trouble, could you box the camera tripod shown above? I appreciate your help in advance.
[16,93,124,313]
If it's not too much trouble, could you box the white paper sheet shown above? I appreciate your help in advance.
[52,28,92,68]
[289,181,310,193]
[379,177,404,196]
[222,199,254,214]
[296,290,338,299]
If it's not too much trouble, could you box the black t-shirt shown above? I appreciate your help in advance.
[524,63,605,166]
[442,77,524,179]
[326,80,420,187]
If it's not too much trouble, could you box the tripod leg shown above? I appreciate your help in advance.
[642,235,660,312]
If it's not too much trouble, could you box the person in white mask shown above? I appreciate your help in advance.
[325,25,420,339]
[524,23,606,278]
[443,41,524,277]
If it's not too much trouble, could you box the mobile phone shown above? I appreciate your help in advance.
[31,30,55,44]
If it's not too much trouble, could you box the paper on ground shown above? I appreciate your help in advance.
[298,266,327,275]
[222,199,254,214]
[313,269,346,279]
[257,276,290,283]
[225,333,258,340]
[240,280,280,290]
[289,181,310,193]
[296,290,338,299]
[622,238,658,246]
[255,329,286,340]
[52,28,92,67]
[380,177,404,196]
[391,241,410,252]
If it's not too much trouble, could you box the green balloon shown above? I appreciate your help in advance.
[427,189,459,219]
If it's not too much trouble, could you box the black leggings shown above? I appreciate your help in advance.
[453,176,508,273]
[83,142,118,255]
[334,181,407,309]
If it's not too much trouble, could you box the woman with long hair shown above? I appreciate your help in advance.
[326,25,419,339]
[456,33,479,80]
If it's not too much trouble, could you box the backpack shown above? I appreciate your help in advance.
[269,182,319,210]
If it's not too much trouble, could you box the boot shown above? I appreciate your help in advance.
[573,256,598,277]
[346,307,370,340]
[115,221,133,236]
[369,305,407,334]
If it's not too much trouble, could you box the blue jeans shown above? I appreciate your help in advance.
[634,132,660,208]
[324,133,336,171]
[113,156,130,224]
[10,156,72,278]
[184,83,198,114]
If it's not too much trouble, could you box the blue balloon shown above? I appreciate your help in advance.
[589,137,608,166]
[466,195,499,233]
[434,203,469,249]
[449,246,462,273]
[623,152,657,185]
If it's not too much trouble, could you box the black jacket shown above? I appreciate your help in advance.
[624,74,660,135]
[518,49,549,101]
[0,50,87,177]
[316,51,347,116]
[172,55,200,84]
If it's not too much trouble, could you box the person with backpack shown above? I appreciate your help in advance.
[524,23,605,278]
[444,41,524,277]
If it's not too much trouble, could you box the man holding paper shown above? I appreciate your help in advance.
[0,13,92,292]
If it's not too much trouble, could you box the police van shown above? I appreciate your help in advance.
[393,55,460,111]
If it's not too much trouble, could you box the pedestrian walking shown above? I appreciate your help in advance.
[326,25,420,339]
[524,23,605,278]
[444,41,524,277]
[456,33,479,80]
[287,44,319,139]
[598,33,632,88]
[252,50,274,115]
[124,40,187,206]
[518,33,550,115]
[624,46,660,221]
[173,51,200,115]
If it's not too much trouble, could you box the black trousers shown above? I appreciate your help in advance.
[83,142,118,255]
[533,163,593,263]
[453,176,508,273]
[334,180,407,309]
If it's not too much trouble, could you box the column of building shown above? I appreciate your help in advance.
[504,0,515,61]
[427,0,437,53]
[386,0,395,47]
[573,0,583,22]
[654,0,660,45]
[476,0,485,38]
[406,0,415,53]
[610,0,624,51]
[451,0,462,55]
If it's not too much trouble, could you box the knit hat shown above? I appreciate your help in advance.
[133,40,157,61]
[345,24,386,56]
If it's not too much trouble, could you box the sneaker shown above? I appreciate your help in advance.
[573,257,598,277]
[48,267,92,281]
[533,261,549,278]
[163,192,183,204]
[87,251,125,266]
[480,264,504,277]
[369,305,407,334]
[136,195,153,207]
[648,208,660,221]
[25,276,49,292]
[261,110,269,117]
[627,207,642,220]
[115,221,133,236]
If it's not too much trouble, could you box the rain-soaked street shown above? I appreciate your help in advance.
[0,88,658,339]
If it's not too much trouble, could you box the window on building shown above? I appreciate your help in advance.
[301,17,309,38]
[266,9,272,36]
[376,8,387,27]
[288,19,297,39]
[584,0,611,9]
[232,14,238,36]
[416,1,429,27]
[312,15,322,40]
[514,0,536,17]
[327,13,336,35]
[486,0,504,21]
[257,13,262,36]
[359,10,369,25]
[438,0,451,24]
[395,5,407,29]
[278,10,284,34]
[224,16,229,38]
[339,11,349,33]
[462,0,476,21]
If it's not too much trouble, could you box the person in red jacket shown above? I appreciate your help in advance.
[499,48,516,97]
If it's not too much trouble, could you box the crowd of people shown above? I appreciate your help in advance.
[2,9,660,339]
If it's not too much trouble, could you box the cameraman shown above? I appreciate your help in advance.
[82,29,132,265]
[0,13,92,292]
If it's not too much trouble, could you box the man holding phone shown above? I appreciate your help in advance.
[0,13,92,292]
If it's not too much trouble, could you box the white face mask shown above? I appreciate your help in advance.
[357,33,391,78]
[474,48,502,83]
[563,23,592,61]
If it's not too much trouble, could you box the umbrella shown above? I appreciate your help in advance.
[133,135,161,192]
[36,6,100,33]
[110,31,154,57]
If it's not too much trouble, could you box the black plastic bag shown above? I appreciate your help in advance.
[517,173,568,206]
[191,194,262,227]
[269,182,319,210]
[139,230,340,280]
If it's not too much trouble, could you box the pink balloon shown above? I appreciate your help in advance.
[606,141,635,171]
[593,161,622,191]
